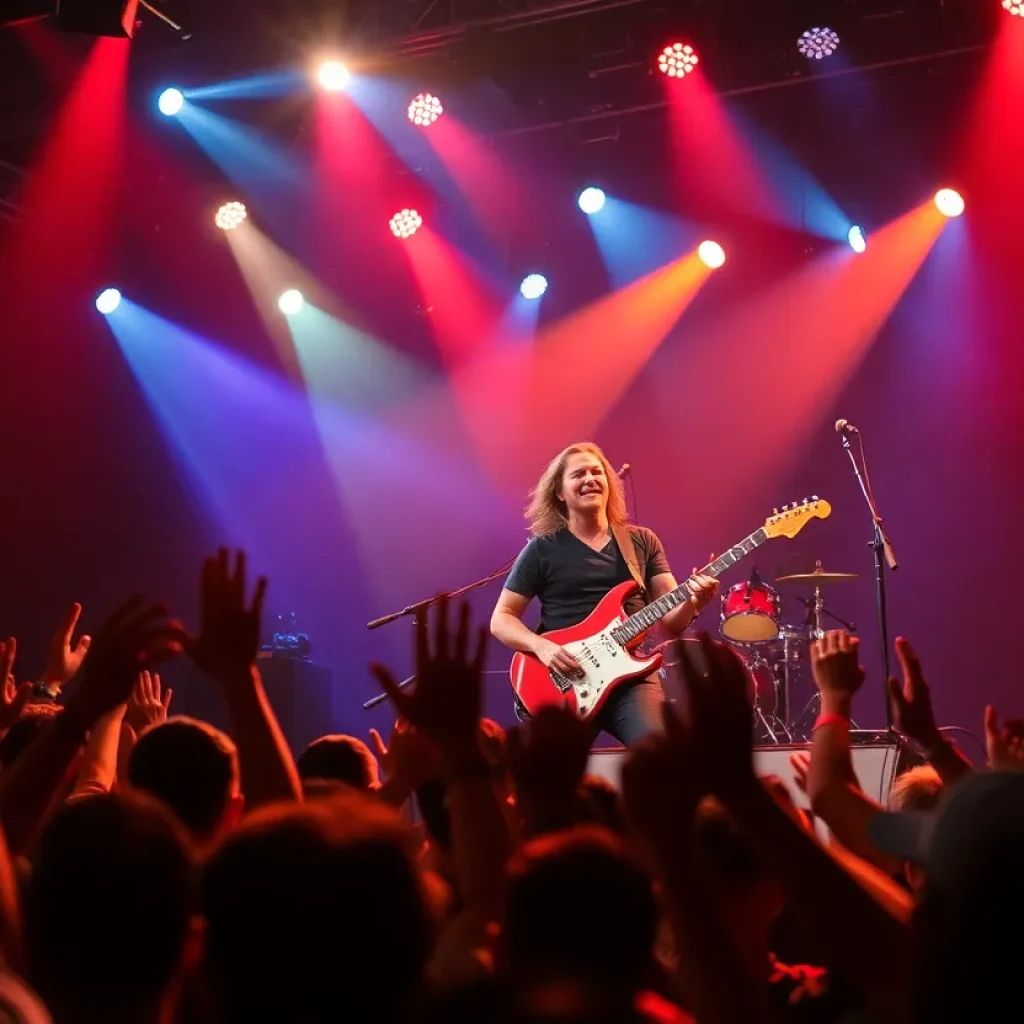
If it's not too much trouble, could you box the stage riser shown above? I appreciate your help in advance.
[586,743,903,832]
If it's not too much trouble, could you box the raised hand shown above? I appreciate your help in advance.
[984,706,1024,771]
[789,750,811,794]
[675,633,756,798]
[126,669,173,734]
[887,637,940,748]
[41,603,92,689]
[1,637,15,691]
[370,596,487,757]
[64,598,185,731]
[187,549,266,681]
[621,702,703,848]
[369,718,440,791]
[0,639,32,731]
[811,631,865,706]
[506,705,592,810]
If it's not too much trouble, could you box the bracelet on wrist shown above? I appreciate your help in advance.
[812,712,850,732]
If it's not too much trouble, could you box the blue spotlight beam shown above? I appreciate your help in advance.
[185,71,306,101]
[587,198,698,287]
[175,103,308,239]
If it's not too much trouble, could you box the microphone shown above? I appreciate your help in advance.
[835,419,859,435]
[617,463,631,477]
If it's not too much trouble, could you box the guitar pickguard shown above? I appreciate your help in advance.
[555,623,631,718]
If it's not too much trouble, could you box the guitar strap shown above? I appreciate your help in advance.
[611,523,647,597]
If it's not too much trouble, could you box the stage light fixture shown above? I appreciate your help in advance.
[389,209,423,239]
[157,87,184,116]
[215,202,248,231]
[848,226,866,253]
[657,43,699,78]
[1003,1,1023,16]
[934,189,965,218]
[520,274,548,300]
[798,27,840,59]
[698,241,726,268]
[578,187,606,214]
[278,289,305,315]
[317,61,350,92]
[408,93,443,126]
[95,288,122,314]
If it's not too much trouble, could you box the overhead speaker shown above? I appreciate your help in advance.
[56,0,139,37]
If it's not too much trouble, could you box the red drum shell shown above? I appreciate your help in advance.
[720,581,780,642]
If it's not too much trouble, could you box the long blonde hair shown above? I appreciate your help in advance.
[525,441,629,537]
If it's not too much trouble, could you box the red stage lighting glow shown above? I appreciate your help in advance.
[1003,1,1023,16]
[408,93,443,126]
[658,43,699,78]
[389,208,423,238]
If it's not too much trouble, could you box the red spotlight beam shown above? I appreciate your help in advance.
[412,250,713,488]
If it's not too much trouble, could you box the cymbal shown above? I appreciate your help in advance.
[775,568,859,586]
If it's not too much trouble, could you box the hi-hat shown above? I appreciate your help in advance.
[775,567,859,586]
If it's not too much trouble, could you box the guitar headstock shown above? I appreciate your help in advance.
[764,497,832,539]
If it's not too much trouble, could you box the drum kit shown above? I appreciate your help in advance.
[715,560,859,742]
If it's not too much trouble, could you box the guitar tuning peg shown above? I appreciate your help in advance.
[773,508,779,515]
[811,495,819,501]
[802,497,810,504]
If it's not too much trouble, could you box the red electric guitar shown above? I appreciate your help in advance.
[509,498,832,720]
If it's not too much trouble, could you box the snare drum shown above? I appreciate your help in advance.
[720,581,780,643]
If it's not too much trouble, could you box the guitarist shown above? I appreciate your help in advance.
[490,442,718,744]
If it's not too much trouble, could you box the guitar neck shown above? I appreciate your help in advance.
[613,526,770,643]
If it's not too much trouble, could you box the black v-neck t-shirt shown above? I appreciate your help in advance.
[503,526,672,634]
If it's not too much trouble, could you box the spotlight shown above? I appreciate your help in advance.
[389,209,423,239]
[278,289,304,315]
[215,202,247,231]
[657,43,699,78]
[95,288,122,314]
[848,225,867,253]
[157,87,184,116]
[697,241,726,269]
[519,274,548,300]
[407,93,443,127]
[1003,1,1023,16]
[797,27,840,59]
[934,188,965,218]
[578,187,606,214]
[317,61,350,92]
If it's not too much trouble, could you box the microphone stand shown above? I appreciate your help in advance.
[361,563,512,710]
[841,430,898,730]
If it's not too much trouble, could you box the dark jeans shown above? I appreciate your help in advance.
[593,675,666,747]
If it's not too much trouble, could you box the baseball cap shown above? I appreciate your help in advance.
[869,771,1024,892]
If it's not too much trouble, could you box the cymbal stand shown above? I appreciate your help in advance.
[791,585,859,740]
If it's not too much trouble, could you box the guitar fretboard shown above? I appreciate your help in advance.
[610,527,770,644]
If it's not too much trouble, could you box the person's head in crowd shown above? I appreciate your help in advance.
[127,717,243,847]
[887,765,943,893]
[301,777,352,801]
[502,826,658,1001]
[888,765,943,814]
[201,790,430,1024]
[297,734,380,790]
[872,771,1024,1024]
[25,791,196,1024]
